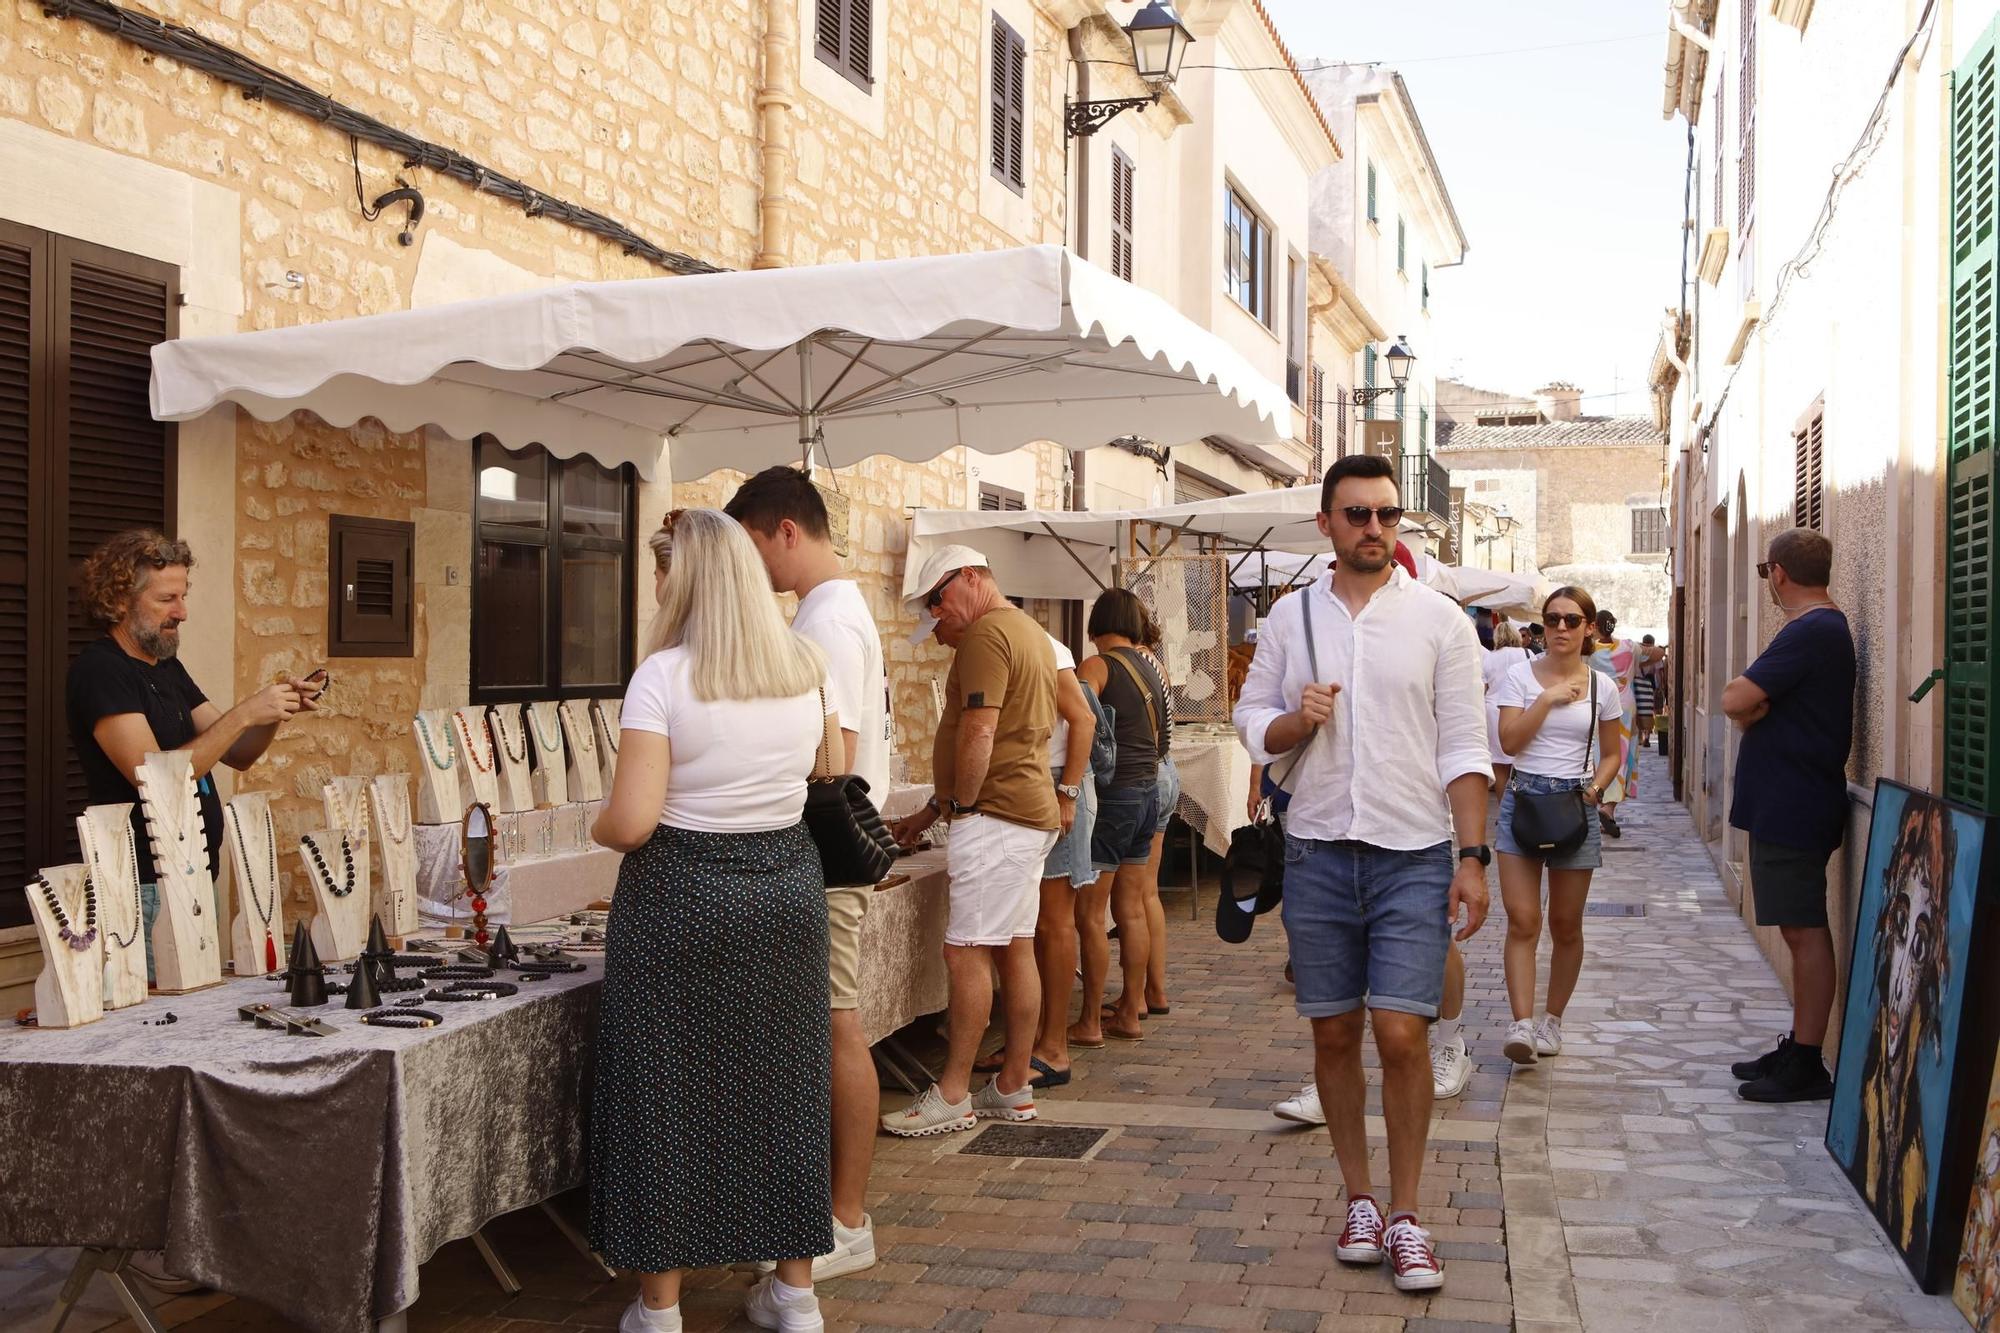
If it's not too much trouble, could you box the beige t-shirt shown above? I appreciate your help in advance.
[933,606,1059,831]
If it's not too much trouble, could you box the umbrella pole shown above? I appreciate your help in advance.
[798,339,820,477]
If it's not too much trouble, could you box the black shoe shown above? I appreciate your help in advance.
[1738,1044,1833,1102]
[1731,1034,1793,1082]
[1599,811,1622,838]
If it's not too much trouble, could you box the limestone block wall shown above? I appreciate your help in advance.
[1438,444,1666,570]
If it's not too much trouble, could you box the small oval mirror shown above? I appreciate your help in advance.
[461,801,494,895]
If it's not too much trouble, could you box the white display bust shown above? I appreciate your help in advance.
[527,701,569,807]
[412,709,463,824]
[299,827,371,962]
[223,792,286,979]
[134,750,223,994]
[487,704,536,813]
[26,864,105,1029]
[76,804,146,1009]
[449,706,501,812]
[369,774,420,939]
[592,698,622,792]
[560,700,603,803]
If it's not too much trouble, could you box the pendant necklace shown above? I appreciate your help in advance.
[301,831,357,898]
[493,708,529,766]
[528,704,564,757]
[371,779,412,845]
[594,702,620,756]
[414,712,456,771]
[328,784,368,837]
[84,821,144,952]
[452,709,494,773]
[147,769,206,908]
[33,873,98,952]
[565,703,597,757]
[232,803,282,971]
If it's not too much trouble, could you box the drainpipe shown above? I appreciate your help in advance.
[1065,24,1090,650]
[1668,1,1715,52]
[755,0,798,270]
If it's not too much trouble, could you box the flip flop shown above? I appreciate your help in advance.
[972,1050,1008,1075]
[1101,1003,1149,1023]
[1066,1028,1106,1049]
[1105,1025,1145,1042]
[1028,1056,1070,1089]
[1148,1005,1171,1016]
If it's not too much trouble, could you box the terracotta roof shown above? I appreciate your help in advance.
[1435,416,1666,452]
[1248,0,1343,159]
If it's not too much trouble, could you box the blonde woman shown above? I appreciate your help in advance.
[1482,621,1531,794]
[590,509,835,1333]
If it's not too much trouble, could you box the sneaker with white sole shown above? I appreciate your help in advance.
[1431,1033,1471,1099]
[1272,1080,1325,1125]
[743,1275,823,1333]
[1534,1014,1563,1057]
[879,1084,976,1138]
[1502,1018,1540,1066]
[971,1078,1037,1122]
[619,1299,683,1333]
[754,1215,877,1281]
[1334,1194,1387,1263]
[1384,1216,1444,1292]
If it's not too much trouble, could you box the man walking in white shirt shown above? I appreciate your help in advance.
[1233,453,1493,1294]
[726,467,890,1279]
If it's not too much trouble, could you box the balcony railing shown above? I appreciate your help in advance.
[1397,452,1451,525]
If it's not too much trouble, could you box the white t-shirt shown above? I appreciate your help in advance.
[1491,658,1624,780]
[791,579,891,799]
[1482,645,1530,691]
[621,645,830,832]
[1047,634,1076,772]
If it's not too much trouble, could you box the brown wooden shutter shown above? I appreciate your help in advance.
[845,0,871,84]
[1111,148,1135,281]
[0,231,35,902]
[330,515,415,655]
[1713,77,1725,228]
[1739,0,1756,234]
[814,0,842,65]
[1308,365,1325,478]
[990,15,1025,193]
[1793,401,1824,531]
[1336,386,1349,458]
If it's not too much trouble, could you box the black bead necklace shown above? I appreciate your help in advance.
[359,1008,444,1029]
[425,980,519,1002]
[231,804,281,932]
[301,832,357,898]
[33,872,98,952]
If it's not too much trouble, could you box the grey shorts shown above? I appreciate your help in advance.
[1749,837,1832,929]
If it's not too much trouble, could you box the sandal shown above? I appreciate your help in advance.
[1028,1056,1070,1089]
[972,1050,1008,1075]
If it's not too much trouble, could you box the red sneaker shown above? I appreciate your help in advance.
[1334,1194,1386,1263]
[1385,1216,1443,1292]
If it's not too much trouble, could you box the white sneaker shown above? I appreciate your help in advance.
[879,1084,977,1137]
[1534,1014,1563,1057]
[972,1078,1038,1122]
[754,1215,878,1280]
[619,1298,683,1333]
[1431,1033,1471,1099]
[1503,1018,1540,1066]
[744,1275,823,1333]
[1273,1080,1326,1125]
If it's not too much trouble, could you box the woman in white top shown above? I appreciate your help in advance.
[1482,620,1532,793]
[1492,587,1625,1071]
[589,508,835,1333]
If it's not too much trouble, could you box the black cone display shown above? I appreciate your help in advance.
[288,930,328,1007]
[490,924,519,965]
[364,915,390,961]
[344,954,381,1009]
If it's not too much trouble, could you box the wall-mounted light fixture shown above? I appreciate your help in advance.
[1065,2,1195,138]
[1352,336,1415,408]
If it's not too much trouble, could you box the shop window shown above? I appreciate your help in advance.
[472,438,634,703]
[1632,507,1668,555]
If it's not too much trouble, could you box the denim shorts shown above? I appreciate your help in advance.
[1495,772,1603,870]
[1156,756,1181,821]
[1044,769,1100,887]
[1091,781,1160,871]
[1278,838,1453,1018]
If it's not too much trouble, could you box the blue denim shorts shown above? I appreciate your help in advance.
[1044,770,1100,887]
[1278,838,1453,1018]
[1156,756,1181,821]
[1091,782,1160,870]
[1495,772,1604,870]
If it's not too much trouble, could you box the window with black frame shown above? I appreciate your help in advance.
[472,437,634,702]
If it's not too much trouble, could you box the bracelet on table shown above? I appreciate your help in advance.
[425,981,520,1002]
[420,964,497,981]
[359,1008,444,1029]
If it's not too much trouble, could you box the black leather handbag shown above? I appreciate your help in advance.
[1219,592,1322,943]
[803,691,898,888]
[1507,670,1597,858]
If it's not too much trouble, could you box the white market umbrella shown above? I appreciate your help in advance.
[150,245,1290,482]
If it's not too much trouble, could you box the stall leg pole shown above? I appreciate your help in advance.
[44,1248,97,1333]
[540,1200,617,1280]
[470,1229,523,1296]
[1187,824,1200,921]
[46,1250,169,1333]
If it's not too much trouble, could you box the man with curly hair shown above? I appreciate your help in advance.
[67,529,317,979]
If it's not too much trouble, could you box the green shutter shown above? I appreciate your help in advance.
[1397,217,1406,273]
[1363,345,1377,420]
[1367,162,1377,221]
[1948,23,2000,812]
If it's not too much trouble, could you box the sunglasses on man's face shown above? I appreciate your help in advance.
[1332,505,1406,529]
[1757,561,1772,579]
[925,568,964,610]
[1543,613,1589,631]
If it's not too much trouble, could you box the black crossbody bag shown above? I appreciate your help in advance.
[1219,593,1323,938]
[1507,669,1597,858]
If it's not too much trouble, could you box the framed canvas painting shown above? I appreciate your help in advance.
[1825,780,2000,1292]
[1957,1059,2000,1329]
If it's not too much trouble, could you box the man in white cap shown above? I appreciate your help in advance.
[883,545,1060,1137]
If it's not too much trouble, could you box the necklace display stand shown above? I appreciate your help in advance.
[559,700,603,804]
[299,829,371,963]
[134,751,224,994]
[76,805,146,1009]
[528,701,570,806]
[322,776,371,842]
[26,865,104,1029]
[412,710,464,824]
[368,774,420,939]
[488,704,535,813]
[591,699,622,792]
[450,706,502,812]
[222,792,286,980]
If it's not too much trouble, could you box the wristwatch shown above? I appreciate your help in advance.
[949,798,977,817]
[1056,783,1082,801]
[1458,844,1492,867]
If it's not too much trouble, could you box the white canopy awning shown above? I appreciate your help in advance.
[150,245,1291,482]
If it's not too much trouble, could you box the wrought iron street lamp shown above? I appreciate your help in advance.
[1352,336,1415,408]
[1066,2,1196,138]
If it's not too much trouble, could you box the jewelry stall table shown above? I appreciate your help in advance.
[0,963,602,1333]
[413,803,617,927]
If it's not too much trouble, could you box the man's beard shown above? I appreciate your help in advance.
[1340,541,1392,574]
[134,621,181,659]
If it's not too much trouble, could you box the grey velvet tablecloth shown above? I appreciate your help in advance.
[0,964,601,1333]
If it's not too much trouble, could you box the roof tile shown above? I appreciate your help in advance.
[1435,416,1665,451]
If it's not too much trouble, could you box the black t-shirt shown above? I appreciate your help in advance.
[1729,609,1856,853]
[66,635,224,884]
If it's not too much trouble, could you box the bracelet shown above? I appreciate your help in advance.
[512,959,586,975]
[359,1009,444,1029]
[425,981,519,1002]
[420,964,496,981]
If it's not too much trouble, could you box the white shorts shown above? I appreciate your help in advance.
[945,813,1059,947]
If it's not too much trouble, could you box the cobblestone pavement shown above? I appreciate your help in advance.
[2,750,1963,1332]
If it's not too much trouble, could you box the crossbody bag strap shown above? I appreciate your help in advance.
[1106,648,1163,747]
[811,685,840,781]
[1270,590,1325,794]
[1582,669,1597,779]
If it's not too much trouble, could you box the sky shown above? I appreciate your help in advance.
[1260,0,1689,418]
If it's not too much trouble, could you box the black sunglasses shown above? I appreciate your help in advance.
[1332,505,1406,528]
[1543,613,1588,631]
[925,568,965,610]
[1757,561,1772,580]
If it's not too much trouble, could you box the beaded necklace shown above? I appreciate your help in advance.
[231,803,282,970]
[300,831,357,899]
[528,704,564,756]
[326,783,369,837]
[563,702,597,758]
[593,701,621,756]
[492,707,529,765]
[413,712,456,771]
[83,821,143,952]
[452,709,495,774]
[370,778,411,845]
[33,872,98,952]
